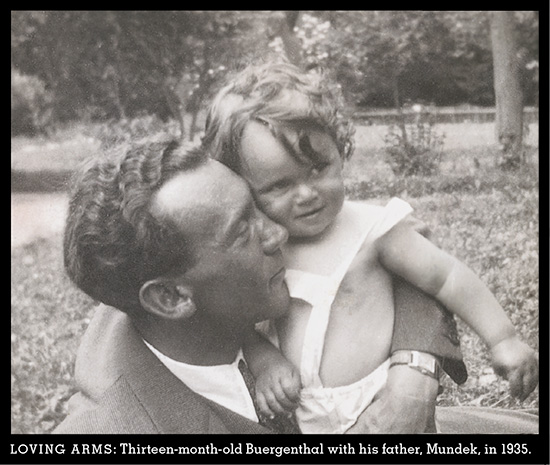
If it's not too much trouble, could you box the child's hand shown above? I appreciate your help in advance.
[255,362,301,420]
[490,335,539,400]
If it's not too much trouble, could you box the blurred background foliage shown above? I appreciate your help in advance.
[11,11,539,138]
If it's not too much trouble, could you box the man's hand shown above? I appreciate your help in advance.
[490,335,539,401]
[346,364,439,434]
[255,361,301,420]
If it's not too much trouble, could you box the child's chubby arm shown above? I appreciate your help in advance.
[376,220,538,400]
[243,329,302,419]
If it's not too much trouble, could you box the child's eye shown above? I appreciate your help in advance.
[268,180,292,194]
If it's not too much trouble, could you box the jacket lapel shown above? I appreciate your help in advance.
[76,305,272,434]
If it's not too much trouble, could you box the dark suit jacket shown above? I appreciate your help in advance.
[53,306,272,434]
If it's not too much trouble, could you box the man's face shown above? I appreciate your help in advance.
[152,160,290,325]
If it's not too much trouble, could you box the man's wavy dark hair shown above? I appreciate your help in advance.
[63,138,206,314]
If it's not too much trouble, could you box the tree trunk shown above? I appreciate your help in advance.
[188,91,202,142]
[109,13,127,120]
[489,11,524,168]
[189,106,199,142]
[162,84,185,140]
[279,11,303,67]
[392,72,408,146]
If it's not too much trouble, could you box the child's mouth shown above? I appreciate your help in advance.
[297,206,324,219]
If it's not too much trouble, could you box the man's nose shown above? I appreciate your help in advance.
[258,213,288,254]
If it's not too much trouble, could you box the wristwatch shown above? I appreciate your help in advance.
[389,350,441,380]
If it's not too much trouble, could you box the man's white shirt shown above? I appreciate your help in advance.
[143,340,259,422]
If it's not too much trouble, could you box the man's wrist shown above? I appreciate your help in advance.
[385,362,440,401]
[390,350,441,380]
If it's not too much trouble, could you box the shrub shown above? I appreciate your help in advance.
[83,114,180,150]
[86,115,177,148]
[11,69,53,136]
[384,107,445,176]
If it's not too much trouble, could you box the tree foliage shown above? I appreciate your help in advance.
[11,69,52,136]
[288,11,537,108]
[11,11,270,133]
[11,10,539,135]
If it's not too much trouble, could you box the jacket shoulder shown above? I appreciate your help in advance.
[53,374,267,434]
[53,376,160,434]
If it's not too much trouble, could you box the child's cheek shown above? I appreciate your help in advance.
[272,200,295,230]
[258,196,290,229]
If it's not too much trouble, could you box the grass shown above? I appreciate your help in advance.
[410,189,539,410]
[11,121,540,433]
[11,239,95,434]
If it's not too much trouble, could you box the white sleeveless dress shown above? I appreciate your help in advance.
[284,198,413,433]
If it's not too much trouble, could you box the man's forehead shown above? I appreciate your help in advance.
[156,160,228,198]
[152,160,249,227]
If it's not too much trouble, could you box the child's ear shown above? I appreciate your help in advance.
[139,278,196,320]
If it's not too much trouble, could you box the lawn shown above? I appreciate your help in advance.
[11,121,540,433]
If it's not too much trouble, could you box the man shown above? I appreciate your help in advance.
[55,139,294,433]
[53,138,535,434]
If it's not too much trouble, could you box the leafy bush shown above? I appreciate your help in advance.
[83,114,179,150]
[11,69,53,136]
[384,108,445,176]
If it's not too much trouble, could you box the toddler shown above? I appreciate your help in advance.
[203,62,538,433]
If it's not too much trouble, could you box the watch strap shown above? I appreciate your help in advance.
[390,350,441,380]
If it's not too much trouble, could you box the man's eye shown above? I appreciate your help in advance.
[237,222,250,241]
[311,163,329,176]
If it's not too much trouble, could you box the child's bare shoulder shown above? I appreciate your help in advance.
[283,201,395,273]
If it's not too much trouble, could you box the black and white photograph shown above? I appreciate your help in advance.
[10,9,544,463]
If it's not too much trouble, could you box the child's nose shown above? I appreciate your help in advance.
[295,183,318,205]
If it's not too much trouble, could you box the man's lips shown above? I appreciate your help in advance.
[270,267,286,284]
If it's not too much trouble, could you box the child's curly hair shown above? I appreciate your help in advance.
[202,61,355,174]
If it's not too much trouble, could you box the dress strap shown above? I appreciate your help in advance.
[299,280,340,388]
[297,214,375,388]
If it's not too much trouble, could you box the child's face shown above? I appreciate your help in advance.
[240,119,345,238]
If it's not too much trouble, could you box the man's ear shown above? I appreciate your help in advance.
[139,278,196,320]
